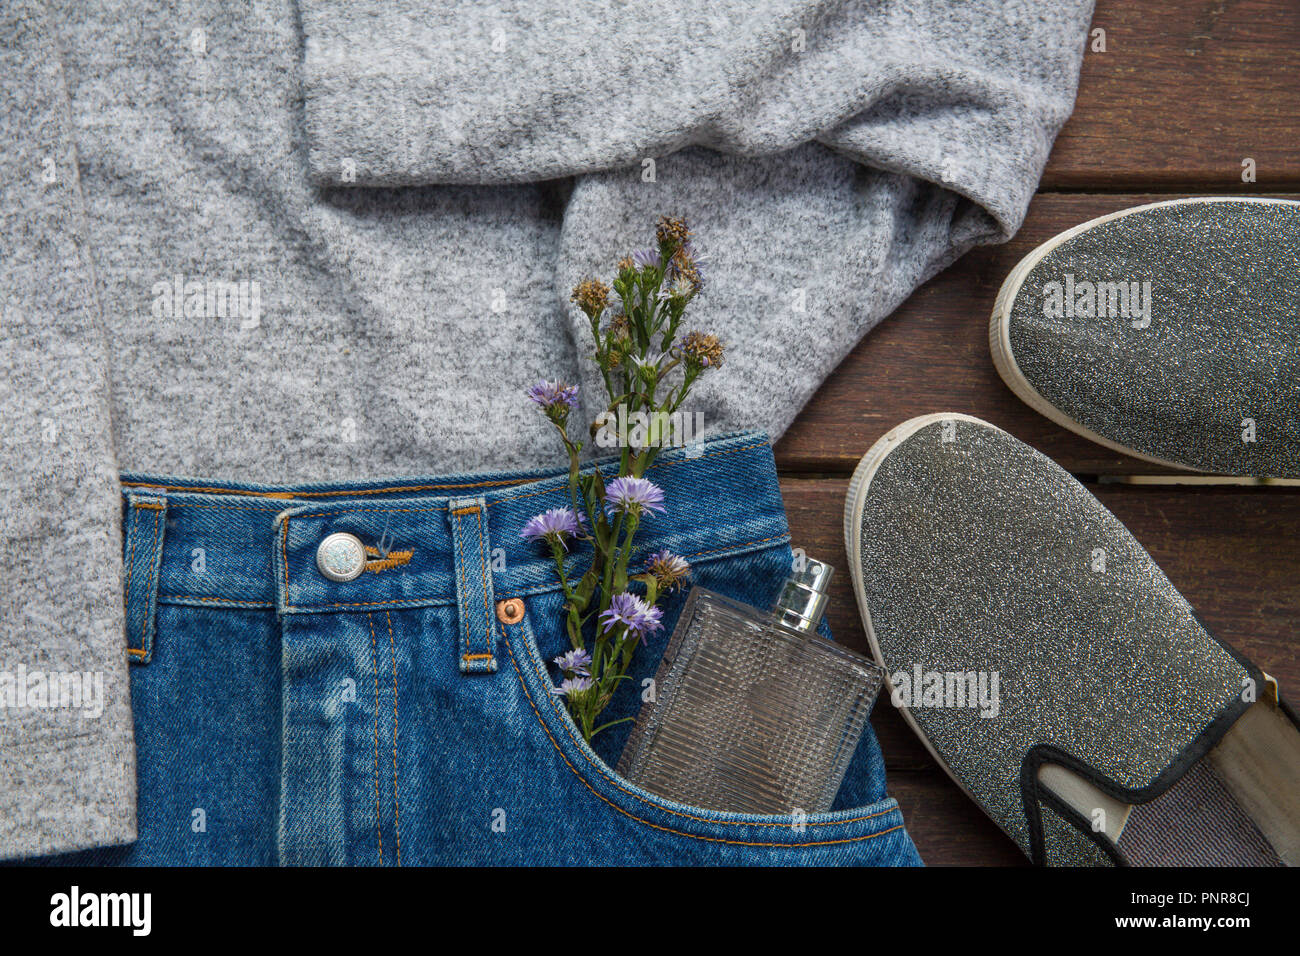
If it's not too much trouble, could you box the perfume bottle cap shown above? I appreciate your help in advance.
[772,556,833,633]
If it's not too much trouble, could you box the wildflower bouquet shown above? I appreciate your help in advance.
[521,216,723,742]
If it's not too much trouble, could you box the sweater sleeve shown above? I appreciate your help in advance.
[295,1,1094,449]
[297,0,1094,238]
[0,0,137,859]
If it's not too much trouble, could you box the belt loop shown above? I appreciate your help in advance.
[122,492,168,665]
[446,495,498,674]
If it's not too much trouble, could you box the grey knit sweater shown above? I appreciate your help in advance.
[0,0,1093,858]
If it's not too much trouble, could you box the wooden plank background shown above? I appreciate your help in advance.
[774,0,1300,865]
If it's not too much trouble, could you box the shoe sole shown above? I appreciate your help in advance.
[988,196,1299,479]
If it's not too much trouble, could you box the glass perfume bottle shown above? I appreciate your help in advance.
[617,557,884,815]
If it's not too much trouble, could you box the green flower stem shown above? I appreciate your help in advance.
[547,543,585,651]
[600,510,625,603]
[549,221,717,741]
[589,716,635,740]
[612,511,640,592]
[653,356,682,383]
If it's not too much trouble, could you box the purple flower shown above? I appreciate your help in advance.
[599,592,665,644]
[527,380,578,412]
[520,507,585,550]
[553,648,593,676]
[550,675,594,698]
[603,476,666,517]
[631,247,660,270]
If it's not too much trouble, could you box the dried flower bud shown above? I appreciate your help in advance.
[655,215,691,252]
[603,313,632,368]
[679,330,724,369]
[668,246,704,293]
[646,549,691,592]
[607,313,631,341]
[570,277,610,318]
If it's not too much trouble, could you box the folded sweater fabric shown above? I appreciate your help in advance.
[0,0,1094,857]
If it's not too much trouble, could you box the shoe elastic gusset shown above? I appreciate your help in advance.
[990,197,1300,478]
[843,414,1300,866]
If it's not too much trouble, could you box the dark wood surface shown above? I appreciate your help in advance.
[1044,0,1300,189]
[773,0,1300,866]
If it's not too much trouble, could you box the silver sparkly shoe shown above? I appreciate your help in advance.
[844,414,1300,866]
[990,197,1300,478]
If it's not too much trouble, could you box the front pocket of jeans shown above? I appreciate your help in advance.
[504,595,908,855]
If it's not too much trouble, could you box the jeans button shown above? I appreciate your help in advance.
[496,598,525,624]
[316,532,366,582]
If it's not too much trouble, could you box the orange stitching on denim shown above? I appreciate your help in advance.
[504,641,899,848]
[122,482,302,498]
[386,610,402,867]
[167,502,283,513]
[121,479,526,498]
[515,632,889,830]
[134,501,165,511]
[141,506,162,655]
[123,504,142,612]
[284,598,431,613]
[474,508,493,659]
[367,613,384,864]
[282,520,290,599]
[297,506,450,520]
[461,653,494,661]
[289,598,427,609]
[169,595,273,607]
[116,442,767,503]
[364,555,412,572]
[484,442,769,510]
[452,510,470,657]
[651,441,764,471]
[451,505,480,516]
[278,535,794,613]
[676,534,787,561]
[363,547,413,572]
[127,647,146,659]
[277,442,770,522]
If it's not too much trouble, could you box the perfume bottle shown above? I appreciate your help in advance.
[617,557,884,814]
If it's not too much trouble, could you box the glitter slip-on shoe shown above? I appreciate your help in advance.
[843,414,1300,866]
[989,197,1300,478]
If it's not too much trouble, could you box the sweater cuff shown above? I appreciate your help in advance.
[0,730,137,860]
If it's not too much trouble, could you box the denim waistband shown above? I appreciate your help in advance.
[119,431,788,629]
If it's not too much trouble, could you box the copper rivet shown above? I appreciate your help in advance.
[496,598,525,625]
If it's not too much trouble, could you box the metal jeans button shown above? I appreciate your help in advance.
[316,532,366,582]
[496,598,525,624]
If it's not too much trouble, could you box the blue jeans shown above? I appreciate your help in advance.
[51,431,919,865]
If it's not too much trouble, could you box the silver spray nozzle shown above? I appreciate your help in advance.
[772,556,833,633]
